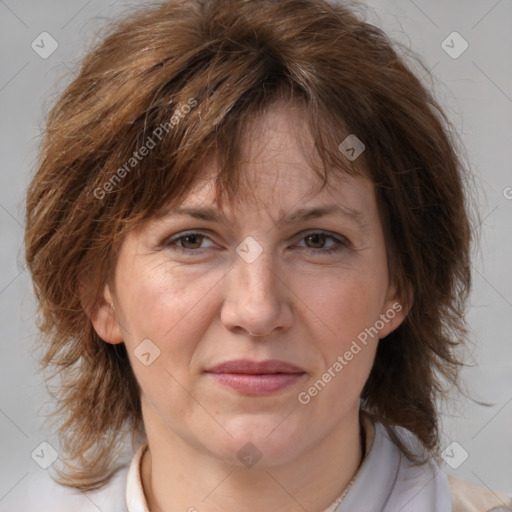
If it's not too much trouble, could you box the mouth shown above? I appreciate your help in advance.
[205,359,306,395]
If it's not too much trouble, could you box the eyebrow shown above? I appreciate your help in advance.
[276,204,368,229]
[165,204,368,229]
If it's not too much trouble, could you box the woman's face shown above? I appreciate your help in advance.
[94,102,406,467]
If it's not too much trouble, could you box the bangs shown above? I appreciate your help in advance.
[94,89,364,233]
[86,22,366,231]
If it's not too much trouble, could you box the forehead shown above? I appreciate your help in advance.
[198,100,370,200]
[150,99,377,230]
[181,165,371,212]
[157,161,375,237]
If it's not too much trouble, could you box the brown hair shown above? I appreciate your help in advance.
[25,0,473,490]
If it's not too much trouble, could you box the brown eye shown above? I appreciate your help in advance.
[163,231,215,252]
[304,233,327,249]
[177,234,204,249]
[296,231,349,255]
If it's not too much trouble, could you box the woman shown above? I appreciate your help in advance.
[24,0,511,510]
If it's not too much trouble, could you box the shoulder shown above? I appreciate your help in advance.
[18,465,129,512]
[448,474,512,512]
[371,421,511,512]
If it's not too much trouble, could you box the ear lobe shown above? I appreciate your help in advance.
[378,285,413,339]
[88,285,124,345]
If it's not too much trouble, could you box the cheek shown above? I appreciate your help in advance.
[114,261,225,416]
[116,260,221,360]
[300,280,381,406]
[299,264,387,391]
[306,269,387,340]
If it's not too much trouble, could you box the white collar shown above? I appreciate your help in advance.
[338,423,451,512]
[126,443,149,512]
[124,422,451,512]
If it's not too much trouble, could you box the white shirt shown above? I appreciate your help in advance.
[20,421,458,511]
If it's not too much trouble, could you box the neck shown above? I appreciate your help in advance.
[141,408,373,512]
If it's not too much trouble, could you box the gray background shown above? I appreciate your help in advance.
[1,0,511,508]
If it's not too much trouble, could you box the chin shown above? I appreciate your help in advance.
[211,414,307,468]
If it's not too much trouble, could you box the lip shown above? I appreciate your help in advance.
[207,359,305,374]
[205,359,306,395]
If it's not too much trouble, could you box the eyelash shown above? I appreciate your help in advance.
[163,230,350,256]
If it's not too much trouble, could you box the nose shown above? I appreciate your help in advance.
[220,250,294,338]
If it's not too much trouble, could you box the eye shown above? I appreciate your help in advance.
[295,231,350,255]
[162,230,350,256]
[163,231,216,252]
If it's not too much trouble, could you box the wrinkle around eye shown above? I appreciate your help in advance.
[152,224,364,260]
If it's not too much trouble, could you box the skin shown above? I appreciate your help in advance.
[91,101,408,512]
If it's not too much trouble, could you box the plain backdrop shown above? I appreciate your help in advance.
[1,0,511,508]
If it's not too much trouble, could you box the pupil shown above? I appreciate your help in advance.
[185,234,202,248]
[308,234,325,248]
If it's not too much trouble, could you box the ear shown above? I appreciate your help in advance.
[377,282,413,339]
[88,283,124,345]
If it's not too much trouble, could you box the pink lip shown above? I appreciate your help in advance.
[206,359,306,395]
